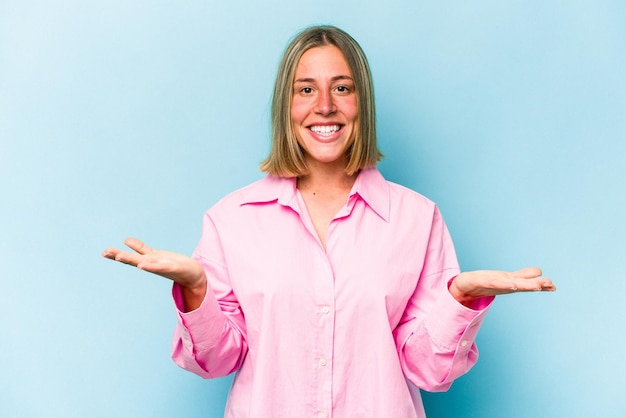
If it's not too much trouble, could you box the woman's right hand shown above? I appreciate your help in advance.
[102,237,207,310]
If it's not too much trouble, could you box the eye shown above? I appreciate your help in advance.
[335,85,352,94]
[300,87,313,94]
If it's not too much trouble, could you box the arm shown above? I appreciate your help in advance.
[102,237,207,311]
[394,277,491,392]
[449,267,556,307]
[102,227,248,378]
[393,207,487,392]
[393,208,556,392]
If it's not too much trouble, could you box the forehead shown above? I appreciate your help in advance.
[295,45,352,77]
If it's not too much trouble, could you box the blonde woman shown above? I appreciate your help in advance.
[103,25,555,418]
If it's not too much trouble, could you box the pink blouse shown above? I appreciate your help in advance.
[171,168,493,418]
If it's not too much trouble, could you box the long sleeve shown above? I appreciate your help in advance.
[170,212,248,379]
[168,170,495,417]
[393,206,494,392]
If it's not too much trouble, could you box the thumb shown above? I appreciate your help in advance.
[512,267,543,279]
[124,237,153,255]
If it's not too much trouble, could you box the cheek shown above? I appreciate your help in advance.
[290,98,308,124]
[340,97,359,122]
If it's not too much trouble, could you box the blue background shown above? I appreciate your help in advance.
[2,1,625,417]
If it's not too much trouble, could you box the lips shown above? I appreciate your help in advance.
[308,124,343,138]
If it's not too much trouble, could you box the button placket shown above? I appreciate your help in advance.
[311,250,335,417]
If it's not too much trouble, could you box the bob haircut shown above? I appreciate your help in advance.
[260,25,382,177]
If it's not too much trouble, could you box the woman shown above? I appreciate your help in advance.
[103,25,555,418]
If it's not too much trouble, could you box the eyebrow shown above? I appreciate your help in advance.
[294,75,354,83]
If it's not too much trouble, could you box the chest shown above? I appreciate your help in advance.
[216,199,432,327]
[299,191,349,250]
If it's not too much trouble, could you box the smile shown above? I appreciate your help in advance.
[309,124,342,137]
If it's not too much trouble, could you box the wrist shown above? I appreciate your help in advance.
[180,275,207,312]
[448,274,476,308]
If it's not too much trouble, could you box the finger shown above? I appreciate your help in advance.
[539,279,557,292]
[109,249,144,267]
[511,266,543,279]
[102,248,121,260]
[512,278,544,292]
[506,276,557,293]
[124,237,153,255]
[135,259,174,275]
[116,253,139,266]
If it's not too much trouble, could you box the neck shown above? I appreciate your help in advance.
[297,160,357,194]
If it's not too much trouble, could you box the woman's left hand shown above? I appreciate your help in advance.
[449,267,556,307]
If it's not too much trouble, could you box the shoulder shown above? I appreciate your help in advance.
[356,168,439,223]
[207,175,294,214]
[374,171,438,216]
[387,180,436,208]
[386,181,444,228]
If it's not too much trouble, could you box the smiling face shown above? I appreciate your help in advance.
[291,45,358,170]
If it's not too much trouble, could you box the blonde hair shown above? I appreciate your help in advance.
[260,25,382,177]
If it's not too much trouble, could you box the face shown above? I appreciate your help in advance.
[291,45,358,169]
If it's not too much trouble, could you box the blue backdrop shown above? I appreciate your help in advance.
[2,1,624,417]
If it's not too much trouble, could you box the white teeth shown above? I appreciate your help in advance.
[310,125,340,136]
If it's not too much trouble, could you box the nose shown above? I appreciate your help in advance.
[314,89,336,115]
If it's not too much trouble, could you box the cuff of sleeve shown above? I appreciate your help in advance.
[425,287,494,351]
[172,282,226,350]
